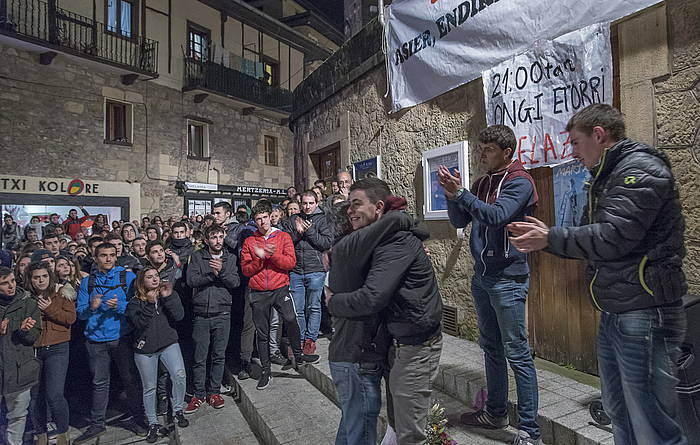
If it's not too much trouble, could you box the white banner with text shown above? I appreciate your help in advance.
[385,0,659,112]
[482,23,612,168]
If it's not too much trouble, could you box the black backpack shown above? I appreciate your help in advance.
[87,270,128,295]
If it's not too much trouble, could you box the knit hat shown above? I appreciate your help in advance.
[0,250,12,268]
[31,249,54,263]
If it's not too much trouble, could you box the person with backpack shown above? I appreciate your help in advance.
[126,267,189,443]
[74,243,145,444]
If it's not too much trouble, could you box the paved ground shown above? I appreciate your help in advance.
[35,333,613,445]
[176,392,260,445]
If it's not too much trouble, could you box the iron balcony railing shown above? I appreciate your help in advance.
[184,57,293,113]
[0,0,158,74]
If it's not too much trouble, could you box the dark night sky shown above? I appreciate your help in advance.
[306,0,344,30]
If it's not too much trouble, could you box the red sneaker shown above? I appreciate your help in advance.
[307,339,317,355]
[207,394,225,409]
[184,397,203,414]
[302,339,312,355]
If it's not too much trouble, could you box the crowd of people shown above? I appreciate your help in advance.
[0,104,691,445]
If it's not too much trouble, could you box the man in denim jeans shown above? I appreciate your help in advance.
[286,190,333,355]
[327,178,443,445]
[74,243,144,444]
[510,104,688,445]
[440,125,541,445]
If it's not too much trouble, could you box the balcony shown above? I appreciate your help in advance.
[183,57,293,116]
[0,0,158,76]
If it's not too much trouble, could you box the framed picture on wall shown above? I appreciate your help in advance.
[352,156,382,180]
[422,141,469,220]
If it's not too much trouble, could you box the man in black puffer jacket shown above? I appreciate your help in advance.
[509,104,687,445]
[327,178,442,445]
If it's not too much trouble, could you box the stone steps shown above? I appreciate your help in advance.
[171,333,614,445]
[300,339,516,444]
[436,334,613,445]
[230,361,340,445]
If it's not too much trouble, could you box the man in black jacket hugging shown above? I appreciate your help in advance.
[509,104,688,445]
[326,178,443,445]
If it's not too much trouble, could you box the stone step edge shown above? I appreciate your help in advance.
[171,368,270,445]
[229,374,279,445]
[296,363,390,438]
[299,358,610,445]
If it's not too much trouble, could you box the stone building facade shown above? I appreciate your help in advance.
[291,0,700,371]
[0,0,337,219]
[0,42,293,216]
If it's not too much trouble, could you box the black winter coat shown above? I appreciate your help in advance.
[287,207,333,274]
[186,248,240,314]
[126,290,184,354]
[0,288,42,395]
[328,211,443,345]
[547,139,686,313]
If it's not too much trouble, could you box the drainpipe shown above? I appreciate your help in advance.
[378,0,385,26]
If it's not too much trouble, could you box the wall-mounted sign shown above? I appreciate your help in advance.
[0,175,141,219]
[352,156,382,180]
[482,23,612,169]
[384,0,660,112]
[185,182,218,191]
[422,141,469,220]
[232,186,287,196]
[0,175,109,195]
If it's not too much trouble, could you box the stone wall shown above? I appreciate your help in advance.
[291,0,700,340]
[0,43,294,218]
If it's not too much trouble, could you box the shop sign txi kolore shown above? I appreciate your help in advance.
[0,176,103,195]
[0,175,140,199]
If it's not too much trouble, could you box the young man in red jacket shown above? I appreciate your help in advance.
[241,204,318,390]
[62,206,90,241]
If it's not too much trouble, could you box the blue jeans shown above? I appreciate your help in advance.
[598,305,687,445]
[34,341,70,434]
[290,271,326,341]
[134,343,187,425]
[472,274,539,438]
[330,362,383,445]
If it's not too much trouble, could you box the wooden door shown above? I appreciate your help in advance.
[310,142,341,186]
[527,168,600,374]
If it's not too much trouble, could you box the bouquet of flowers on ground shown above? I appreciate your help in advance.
[425,402,457,445]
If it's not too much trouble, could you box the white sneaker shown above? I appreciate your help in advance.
[512,430,543,445]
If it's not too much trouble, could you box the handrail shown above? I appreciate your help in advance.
[0,0,159,74]
[184,57,292,113]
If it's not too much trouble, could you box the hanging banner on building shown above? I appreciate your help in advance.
[552,160,589,227]
[385,0,660,112]
[482,23,612,168]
